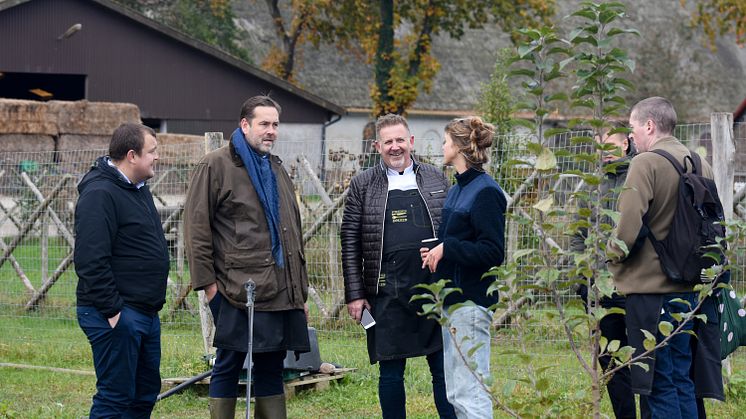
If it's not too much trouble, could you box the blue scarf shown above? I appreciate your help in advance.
[231,128,284,268]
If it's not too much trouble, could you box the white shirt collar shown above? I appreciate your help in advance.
[386,161,417,191]
[106,157,145,189]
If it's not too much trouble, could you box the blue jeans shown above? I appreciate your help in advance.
[77,305,161,419]
[646,292,698,419]
[378,350,456,419]
[442,305,493,419]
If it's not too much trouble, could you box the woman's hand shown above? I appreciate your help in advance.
[421,243,444,273]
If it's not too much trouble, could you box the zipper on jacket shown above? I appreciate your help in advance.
[375,163,388,296]
[137,189,167,254]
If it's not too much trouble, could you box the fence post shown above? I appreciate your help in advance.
[711,113,735,219]
[197,132,224,356]
[710,112,735,378]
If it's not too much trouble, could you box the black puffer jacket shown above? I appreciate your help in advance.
[341,160,449,303]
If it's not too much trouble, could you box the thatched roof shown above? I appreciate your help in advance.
[233,0,746,121]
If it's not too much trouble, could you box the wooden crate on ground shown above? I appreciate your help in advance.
[160,367,356,399]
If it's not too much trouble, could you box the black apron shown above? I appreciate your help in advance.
[367,189,442,363]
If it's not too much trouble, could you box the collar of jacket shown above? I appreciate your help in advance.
[377,156,420,175]
[228,140,283,167]
[84,156,141,191]
[648,135,680,152]
[454,167,485,187]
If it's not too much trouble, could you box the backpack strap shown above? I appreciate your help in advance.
[688,151,702,175]
[649,149,699,175]
[641,148,696,252]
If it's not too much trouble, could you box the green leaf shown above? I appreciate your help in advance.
[599,336,608,353]
[518,44,539,59]
[533,197,554,213]
[607,28,641,38]
[605,307,626,316]
[667,298,692,309]
[511,119,535,131]
[571,10,597,21]
[615,345,634,362]
[658,321,674,337]
[607,339,621,353]
[545,93,569,103]
[641,329,657,351]
[409,293,434,303]
[631,362,650,372]
[511,248,536,262]
[509,68,536,78]
[567,28,585,42]
[536,377,549,391]
[622,58,636,72]
[543,127,569,139]
[559,56,576,73]
[599,9,622,24]
[502,380,517,397]
[535,147,557,170]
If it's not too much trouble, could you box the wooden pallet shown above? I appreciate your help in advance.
[161,367,356,399]
[284,368,355,399]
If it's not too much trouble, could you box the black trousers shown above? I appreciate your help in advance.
[599,312,637,419]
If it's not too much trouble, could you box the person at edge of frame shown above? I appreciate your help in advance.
[607,96,724,419]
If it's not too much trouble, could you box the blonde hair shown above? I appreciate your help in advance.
[444,116,495,169]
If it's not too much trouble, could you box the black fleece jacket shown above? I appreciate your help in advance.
[74,156,170,317]
[437,168,506,308]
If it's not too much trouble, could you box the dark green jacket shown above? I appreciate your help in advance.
[184,142,308,311]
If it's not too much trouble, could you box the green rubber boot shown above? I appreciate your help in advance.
[254,394,287,419]
[209,397,237,419]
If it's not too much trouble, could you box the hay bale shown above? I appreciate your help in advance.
[157,133,209,165]
[0,99,58,135]
[53,101,140,135]
[0,134,56,153]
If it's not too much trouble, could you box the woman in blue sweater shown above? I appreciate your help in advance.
[421,116,506,418]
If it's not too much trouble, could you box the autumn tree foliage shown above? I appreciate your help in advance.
[261,0,555,116]
[682,0,746,46]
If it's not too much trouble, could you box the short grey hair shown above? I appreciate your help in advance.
[630,96,677,135]
[375,114,410,140]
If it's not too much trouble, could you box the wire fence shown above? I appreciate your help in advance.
[1,121,744,375]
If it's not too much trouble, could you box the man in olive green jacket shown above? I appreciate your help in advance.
[607,96,723,418]
[184,96,309,419]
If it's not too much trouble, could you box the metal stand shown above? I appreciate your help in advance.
[245,279,256,419]
[156,369,213,401]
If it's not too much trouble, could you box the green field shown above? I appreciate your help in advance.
[2,314,746,418]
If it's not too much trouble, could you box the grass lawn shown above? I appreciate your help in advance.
[2,315,746,418]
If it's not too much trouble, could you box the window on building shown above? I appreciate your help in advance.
[0,72,86,101]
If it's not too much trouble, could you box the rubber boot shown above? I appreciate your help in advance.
[209,397,237,419]
[254,394,287,419]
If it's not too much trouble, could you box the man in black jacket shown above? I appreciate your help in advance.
[341,114,455,419]
[75,123,170,418]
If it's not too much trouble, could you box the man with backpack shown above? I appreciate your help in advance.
[607,97,724,418]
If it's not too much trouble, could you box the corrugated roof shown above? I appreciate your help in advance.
[0,0,346,117]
